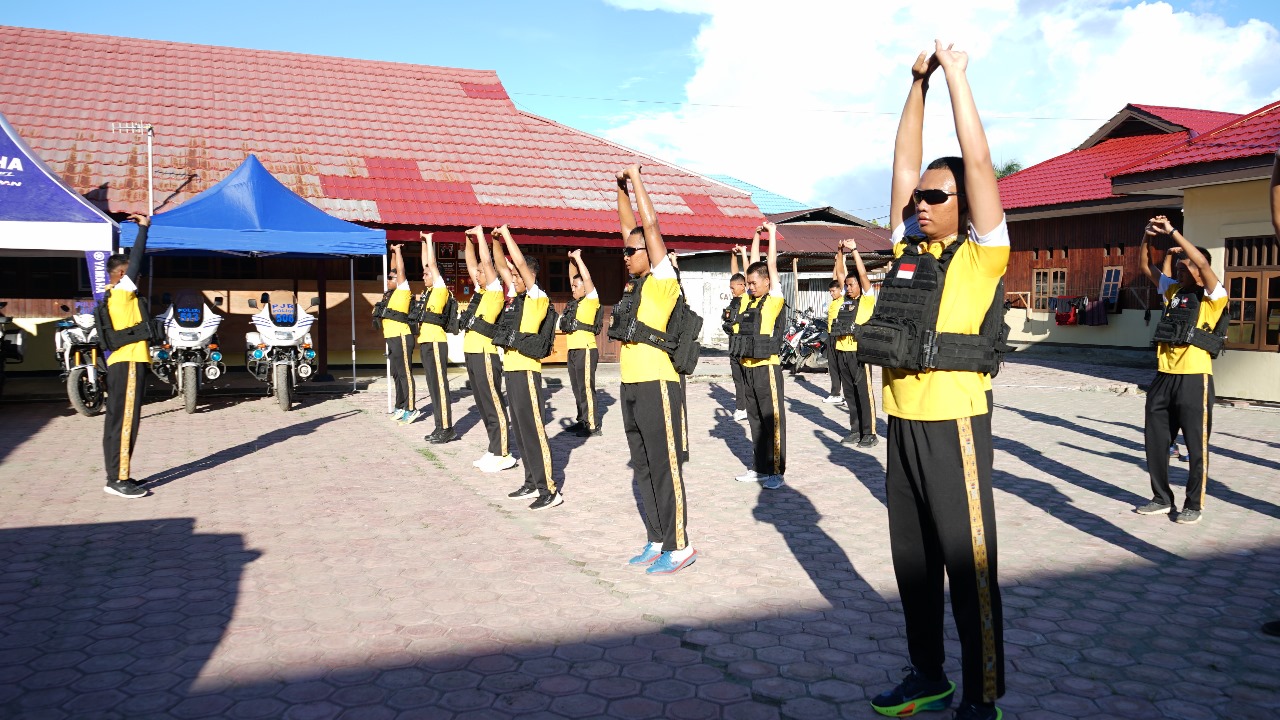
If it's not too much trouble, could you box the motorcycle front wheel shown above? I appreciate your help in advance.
[182,365,199,414]
[67,366,105,416]
[275,364,292,411]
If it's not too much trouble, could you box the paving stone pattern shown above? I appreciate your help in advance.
[1,355,1278,719]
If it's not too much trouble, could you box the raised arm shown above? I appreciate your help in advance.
[125,213,150,282]
[1138,221,1160,286]
[616,169,638,240]
[749,227,761,265]
[390,244,406,286]
[833,243,848,283]
[421,232,444,287]
[849,241,872,293]
[935,41,1002,236]
[489,234,515,289]
[464,228,483,288]
[474,225,502,288]
[1154,216,1219,292]
[891,51,938,230]
[496,225,537,291]
[764,222,779,288]
[625,165,668,262]
[569,249,594,295]
[730,247,741,277]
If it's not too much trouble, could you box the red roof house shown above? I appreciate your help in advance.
[0,25,763,248]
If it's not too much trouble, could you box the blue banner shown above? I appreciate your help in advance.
[84,249,110,304]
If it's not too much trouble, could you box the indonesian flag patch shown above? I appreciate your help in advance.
[896,262,917,280]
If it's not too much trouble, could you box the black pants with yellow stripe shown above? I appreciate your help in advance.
[826,340,842,396]
[386,335,416,412]
[886,411,1004,705]
[418,341,452,432]
[465,352,508,456]
[506,370,556,497]
[730,358,747,411]
[566,347,599,431]
[835,350,875,437]
[1144,371,1214,512]
[103,361,147,483]
[622,379,689,552]
[743,363,786,476]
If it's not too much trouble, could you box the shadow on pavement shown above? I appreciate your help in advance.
[1082,415,1280,474]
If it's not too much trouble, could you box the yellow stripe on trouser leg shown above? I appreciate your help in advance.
[434,345,450,427]
[865,365,876,427]
[119,364,138,481]
[484,354,506,455]
[1200,375,1208,508]
[584,355,595,430]
[401,336,416,411]
[660,380,687,550]
[957,416,998,703]
[768,367,781,475]
[528,374,555,493]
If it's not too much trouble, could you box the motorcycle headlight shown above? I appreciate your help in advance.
[155,349,170,361]
[251,348,265,360]
[304,349,316,360]
[210,351,223,362]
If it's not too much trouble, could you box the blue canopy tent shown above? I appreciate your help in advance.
[121,154,388,393]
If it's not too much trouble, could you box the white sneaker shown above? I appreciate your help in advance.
[732,410,748,422]
[761,475,785,489]
[473,452,495,468]
[822,395,843,404]
[735,469,759,483]
[482,455,517,473]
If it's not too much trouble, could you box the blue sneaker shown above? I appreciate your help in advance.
[391,409,406,421]
[628,543,662,566]
[871,666,955,717]
[646,549,698,575]
[398,409,422,425]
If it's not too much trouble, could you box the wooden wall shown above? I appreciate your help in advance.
[1006,207,1182,310]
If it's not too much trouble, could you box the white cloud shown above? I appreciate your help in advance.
[600,1,1280,220]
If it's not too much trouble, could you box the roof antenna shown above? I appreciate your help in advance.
[110,122,155,216]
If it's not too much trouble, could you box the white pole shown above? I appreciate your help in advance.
[350,258,357,394]
[146,125,154,215]
[383,251,392,414]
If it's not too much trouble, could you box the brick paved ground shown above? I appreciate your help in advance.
[1,355,1277,719]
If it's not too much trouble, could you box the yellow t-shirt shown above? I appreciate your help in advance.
[620,257,681,384]
[828,291,877,353]
[740,292,786,368]
[463,281,505,355]
[566,292,601,351]
[381,283,413,339]
[416,285,451,344]
[502,286,551,373]
[1156,276,1229,375]
[105,276,149,365]
[882,217,1011,421]
[731,294,749,334]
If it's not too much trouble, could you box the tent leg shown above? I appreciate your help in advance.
[383,251,391,414]
[350,258,357,395]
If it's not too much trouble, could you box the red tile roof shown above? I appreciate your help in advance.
[0,25,763,245]
[998,103,1243,210]
[1110,100,1280,177]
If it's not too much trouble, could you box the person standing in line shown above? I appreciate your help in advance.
[417,232,457,444]
[491,226,561,510]
[100,213,153,499]
[613,163,696,575]
[562,249,603,437]
[1134,215,1228,524]
[868,43,1009,720]
[730,222,788,490]
[461,226,516,473]
[829,238,878,447]
[822,266,845,405]
[723,247,750,422]
[380,244,419,425]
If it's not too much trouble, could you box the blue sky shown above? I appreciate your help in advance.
[6,0,1280,219]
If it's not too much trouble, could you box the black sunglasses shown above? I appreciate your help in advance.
[622,246,647,258]
[913,188,962,205]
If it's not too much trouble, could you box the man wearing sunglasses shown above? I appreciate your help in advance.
[613,163,696,575]
[867,43,1009,720]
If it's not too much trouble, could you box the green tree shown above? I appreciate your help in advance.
[995,159,1024,179]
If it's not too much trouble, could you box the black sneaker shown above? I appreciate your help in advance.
[953,701,1002,720]
[430,428,458,444]
[870,666,955,717]
[1135,501,1173,515]
[508,485,537,499]
[858,435,880,448]
[563,421,586,434]
[1175,508,1202,524]
[424,428,442,442]
[529,493,563,511]
[576,425,602,437]
[1262,620,1280,637]
[104,480,147,499]
[841,432,859,445]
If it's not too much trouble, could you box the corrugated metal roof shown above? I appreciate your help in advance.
[0,25,765,243]
[705,174,808,214]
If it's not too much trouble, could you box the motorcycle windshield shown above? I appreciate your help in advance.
[266,293,298,326]
[172,290,206,328]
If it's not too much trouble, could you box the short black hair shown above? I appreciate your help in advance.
[107,254,129,274]
[746,261,768,278]
[525,257,541,278]
[730,273,745,284]
[628,226,645,241]
[1196,246,1213,266]
[828,279,840,290]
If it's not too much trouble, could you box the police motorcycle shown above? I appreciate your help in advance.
[0,302,24,397]
[149,291,226,414]
[245,292,318,411]
[53,302,106,416]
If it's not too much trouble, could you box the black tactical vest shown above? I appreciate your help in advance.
[728,294,785,361]
[855,236,1007,374]
[411,291,460,334]
[721,297,744,335]
[493,293,558,360]
[608,274,703,374]
[463,291,501,339]
[1152,289,1229,358]
[558,297,604,335]
[94,289,159,352]
[372,289,415,331]
[831,297,863,338]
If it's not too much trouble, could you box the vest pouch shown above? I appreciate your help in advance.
[832,305,859,337]
[855,318,919,370]
[671,302,703,375]
[927,330,996,373]
[511,307,559,360]
[1151,316,1190,345]
[1188,327,1226,358]
[558,300,579,333]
